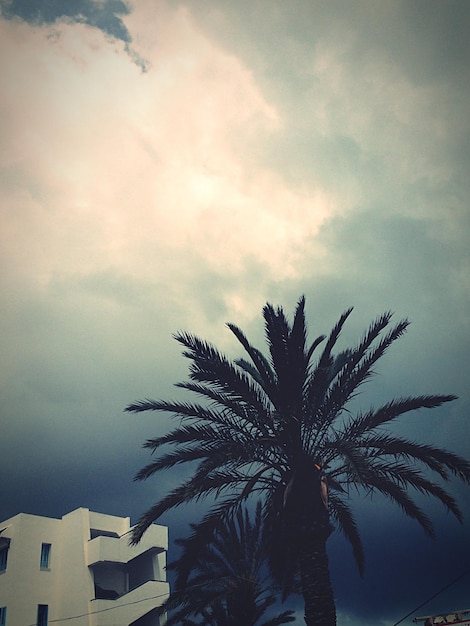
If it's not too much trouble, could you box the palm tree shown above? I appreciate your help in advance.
[158,502,295,626]
[127,296,470,626]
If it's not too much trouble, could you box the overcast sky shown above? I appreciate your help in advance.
[1,1,469,624]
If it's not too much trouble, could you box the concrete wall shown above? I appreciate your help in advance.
[0,513,65,626]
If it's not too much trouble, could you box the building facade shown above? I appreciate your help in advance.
[0,508,169,626]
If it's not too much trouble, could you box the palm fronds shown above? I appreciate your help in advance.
[128,295,470,625]
[159,501,296,626]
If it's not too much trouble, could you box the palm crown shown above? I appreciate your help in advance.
[127,296,470,625]
[159,502,295,626]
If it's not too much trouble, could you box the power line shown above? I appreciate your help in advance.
[392,568,470,626]
[22,574,276,625]
[23,578,224,625]
[25,587,171,625]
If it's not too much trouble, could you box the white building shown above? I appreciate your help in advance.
[0,508,169,626]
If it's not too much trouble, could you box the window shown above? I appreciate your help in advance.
[0,606,6,626]
[0,547,8,572]
[37,605,48,626]
[40,544,51,569]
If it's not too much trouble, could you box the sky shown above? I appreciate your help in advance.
[1,0,469,624]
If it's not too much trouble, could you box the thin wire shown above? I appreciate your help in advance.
[23,573,274,625]
[26,588,171,625]
[391,568,470,626]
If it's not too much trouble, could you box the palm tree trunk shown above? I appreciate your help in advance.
[298,524,335,626]
[286,462,336,626]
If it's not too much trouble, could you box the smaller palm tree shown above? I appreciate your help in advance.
[159,502,295,626]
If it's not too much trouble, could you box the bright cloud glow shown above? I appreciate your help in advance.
[0,1,335,318]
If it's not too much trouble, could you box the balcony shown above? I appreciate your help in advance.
[90,579,169,626]
[87,525,167,566]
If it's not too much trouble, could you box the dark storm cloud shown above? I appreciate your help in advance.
[0,269,186,524]
[330,502,470,622]
[391,0,470,82]
[1,1,469,623]
[189,0,470,83]
[0,0,131,42]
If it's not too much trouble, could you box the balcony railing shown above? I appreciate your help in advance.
[90,579,169,625]
[87,525,167,566]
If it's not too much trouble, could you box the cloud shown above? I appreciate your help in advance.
[189,1,470,212]
[1,2,469,622]
[0,1,337,532]
[0,2,341,331]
